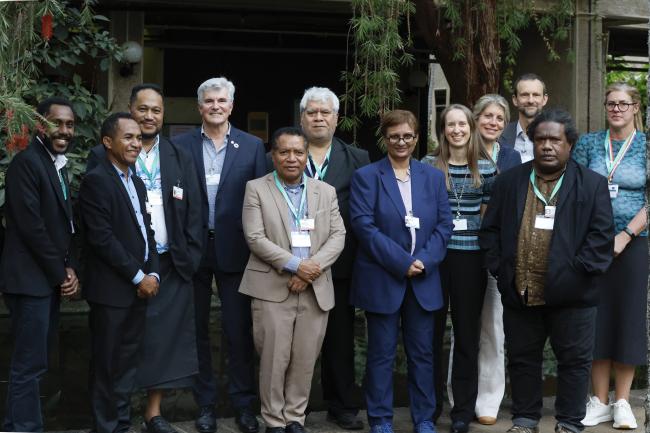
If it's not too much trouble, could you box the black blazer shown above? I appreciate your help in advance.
[86,138,203,282]
[498,121,518,148]
[174,125,267,273]
[0,138,77,295]
[480,159,615,308]
[79,156,159,308]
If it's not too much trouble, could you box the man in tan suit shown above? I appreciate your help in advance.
[239,126,345,433]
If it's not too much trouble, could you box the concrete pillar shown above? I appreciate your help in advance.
[108,11,144,112]
[573,0,606,132]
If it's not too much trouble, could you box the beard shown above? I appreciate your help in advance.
[41,133,72,155]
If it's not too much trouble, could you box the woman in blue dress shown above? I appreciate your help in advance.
[573,82,647,430]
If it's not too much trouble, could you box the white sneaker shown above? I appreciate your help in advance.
[582,396,612,426]
[612,399,637,429]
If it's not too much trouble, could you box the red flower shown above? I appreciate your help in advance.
[5,110,13,122]
[41,13,53,41]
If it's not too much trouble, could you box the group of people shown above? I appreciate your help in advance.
[0,72,646,433]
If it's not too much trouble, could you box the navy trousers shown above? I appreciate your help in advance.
[3,292,59,432]
[364,285,436,427]
[192,238,256,410]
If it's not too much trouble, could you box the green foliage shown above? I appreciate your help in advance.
[0,0,122,203]
[606,56,648,117]
[340,0,416,146]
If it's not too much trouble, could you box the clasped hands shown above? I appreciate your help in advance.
[60,267,79,299]
[406,259,425,278]
[288,259,321,293]
[137,274,160,299]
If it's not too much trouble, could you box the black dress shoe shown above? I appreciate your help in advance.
[450,421,469,433]
[327,412,363,430]
[265,428,285,433]
[285,422,306,433]
[236,408,260,433]
[144,416,178,433]
[195,406,217,433]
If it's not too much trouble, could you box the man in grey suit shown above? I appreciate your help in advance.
[240,127,345,433]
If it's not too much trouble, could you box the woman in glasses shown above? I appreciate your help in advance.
[573,82,647,430]
[422,104,496,433]
[350,109,453,433]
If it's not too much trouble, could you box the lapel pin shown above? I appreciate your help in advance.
[233,141,239,149]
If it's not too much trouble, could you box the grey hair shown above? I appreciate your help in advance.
[197,77,235,103]
[473,94,510,124]
[300,87,340,113]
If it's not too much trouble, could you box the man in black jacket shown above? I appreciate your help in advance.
[1,97,79,432]
[80,112,159,433]
[480,109,614,433]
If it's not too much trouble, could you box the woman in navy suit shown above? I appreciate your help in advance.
[350,110,453,433]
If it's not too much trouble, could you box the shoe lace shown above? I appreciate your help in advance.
[508,425,534,433]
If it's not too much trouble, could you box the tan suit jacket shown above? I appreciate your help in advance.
[239,173,346,311]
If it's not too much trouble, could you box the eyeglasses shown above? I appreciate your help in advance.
[604,101,636,112]
[386,134,416,144]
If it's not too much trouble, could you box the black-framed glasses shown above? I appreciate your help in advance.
[386,134,416,144]
[605,101,636,112]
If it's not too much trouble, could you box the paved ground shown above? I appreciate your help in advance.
[48,390,647,433]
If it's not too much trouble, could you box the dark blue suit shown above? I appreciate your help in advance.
[174,125,266,410]
[496,143,522,173]
[349,157,453,427]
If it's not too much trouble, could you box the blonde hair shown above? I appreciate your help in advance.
[605,82,643,131]
[434,104,489,189]
[473,94,510,125]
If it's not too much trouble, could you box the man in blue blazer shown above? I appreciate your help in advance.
[174,77,266,433]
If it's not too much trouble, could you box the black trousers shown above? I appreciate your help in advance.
[88,299,147,433]
[192,238,256,410]
[320,278,360,415]
[434,249,486,424]
[503,305,596,433]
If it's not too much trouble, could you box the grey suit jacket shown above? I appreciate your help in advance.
[238,173,346,311]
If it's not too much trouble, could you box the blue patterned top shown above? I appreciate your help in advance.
[572,129,647,236]
[421,156,496,250]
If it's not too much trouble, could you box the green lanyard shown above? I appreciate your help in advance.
[137,148,160,189]
[58,170,67,200]
[603,129,635,183]
[491,142,500,164]
[307,146,331,180]
[529,169,564,206]
[273,171,307,226]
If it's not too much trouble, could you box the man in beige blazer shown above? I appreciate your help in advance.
[239,126,345,433]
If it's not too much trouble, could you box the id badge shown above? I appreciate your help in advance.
[291,231,311,248]
[608,183,619,198]
[206,173,220,186]
[453,218,468,231]
[405,215,420,229]
[173,186,184,200]
[147,191,163,206]
[534,215,554,230]
[299,218,315,231]
[544,206,556,218]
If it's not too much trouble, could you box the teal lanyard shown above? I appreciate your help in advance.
[529,169,564,206]
[273,171,307,226]
[307,146,331,180]
[137,148,160,189]
[491,142,500,163]
[603,129,635,182]
[58,170,67,200]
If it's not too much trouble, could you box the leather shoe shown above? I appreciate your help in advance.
[450,421,469,433]
[327,412,363,430]
[236,408,260,433]
[195,406,217,433]
[265,428,285,433]
[285,422,306,433]
[477,416,497,426]
[144,416,178,433]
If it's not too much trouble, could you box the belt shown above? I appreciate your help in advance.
[207,229,215,239]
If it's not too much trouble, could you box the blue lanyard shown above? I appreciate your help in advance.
[306,146,331,180]
[273,171,307,226]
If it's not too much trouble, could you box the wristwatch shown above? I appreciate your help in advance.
[623,226,636,239]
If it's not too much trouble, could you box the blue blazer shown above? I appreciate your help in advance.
[496,143,522,173]
[174,125,267,273]
[349,157,453,314]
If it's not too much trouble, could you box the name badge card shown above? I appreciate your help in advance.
[405,215,420,229]
[534,215,554,230]
[173,186,184,200]
[544,206,556,219]
[453,218,468,231]
[299,218,315,231]
[608,184,619,198]
[147,191,163,206]
[206,173,220,186]
[291,231,311,248]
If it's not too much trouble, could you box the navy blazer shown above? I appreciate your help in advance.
[174,125,266,273]
[498,121,518,148]
[496,143,522,173]
[349,157,453,314]
[480,159,615,308]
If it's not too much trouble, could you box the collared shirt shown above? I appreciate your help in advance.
[305,145,332,180]
[514,176,561,306]
[112,164,152,284]
[395,170,416,254]
[281,176,310,273]
[135,135,169,253]
[37,136,69,200]
[202,124,230,229]
[515,121,534,163]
